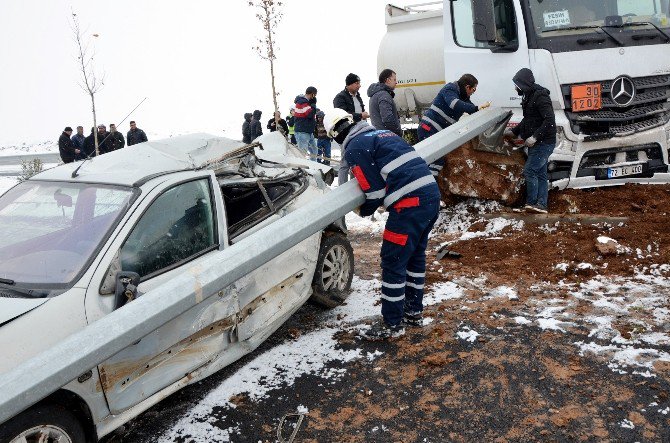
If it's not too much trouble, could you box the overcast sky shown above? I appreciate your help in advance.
[0,0,397,145]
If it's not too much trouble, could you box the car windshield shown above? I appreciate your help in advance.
[0,181,134,288]
[528,0,670,37]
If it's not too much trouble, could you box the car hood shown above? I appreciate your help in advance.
[0,298,49,326]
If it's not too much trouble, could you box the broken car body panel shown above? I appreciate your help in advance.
[0,132,349,439]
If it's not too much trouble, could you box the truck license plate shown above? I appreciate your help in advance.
[607,164,643,178]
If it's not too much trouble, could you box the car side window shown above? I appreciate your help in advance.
[452,0,518,48]
[120,179,216,279]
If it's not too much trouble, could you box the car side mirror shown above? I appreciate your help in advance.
[114,271,140,309]
[472,0,498,43]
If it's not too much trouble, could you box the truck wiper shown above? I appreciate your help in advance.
[615,21,670,42]
[542,25,624,46]
[0,277,15,285]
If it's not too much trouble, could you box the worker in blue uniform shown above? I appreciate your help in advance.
[326,109,441,340]
[418,74,490,177]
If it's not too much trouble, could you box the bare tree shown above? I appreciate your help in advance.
[249,0,283,133]
[70,11,104,156]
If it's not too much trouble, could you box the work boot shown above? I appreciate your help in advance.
[528,205,548,214]
[361,320,405,341]
[403,311,424,327]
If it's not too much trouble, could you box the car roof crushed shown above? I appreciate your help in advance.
[33,132,331,187]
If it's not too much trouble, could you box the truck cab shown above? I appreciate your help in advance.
[379,0,670,189]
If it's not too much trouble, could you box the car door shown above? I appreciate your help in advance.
[92,175,238,414]
[220,178,320,343]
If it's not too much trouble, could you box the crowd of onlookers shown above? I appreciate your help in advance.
[58,121,148,163]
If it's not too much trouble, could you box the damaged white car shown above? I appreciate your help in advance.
[0,132,354,442]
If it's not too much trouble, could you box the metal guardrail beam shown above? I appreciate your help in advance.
[0,152,60,166]
[0,108,508,424]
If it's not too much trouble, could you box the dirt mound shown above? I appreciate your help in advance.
[549,183,670,216]
[438,140,526,206]
[434,184,670,289]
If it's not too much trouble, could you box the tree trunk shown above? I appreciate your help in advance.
[92,93,99,157]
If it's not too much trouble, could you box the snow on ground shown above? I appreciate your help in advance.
[0,177,18,194]
[159,275,466,442]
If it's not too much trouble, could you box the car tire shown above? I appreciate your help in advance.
[310,233,354,308]
[0,403,87,443]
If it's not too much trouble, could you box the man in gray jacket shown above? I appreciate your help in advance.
[367,68,402,137]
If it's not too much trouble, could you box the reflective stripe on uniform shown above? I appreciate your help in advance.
[382,281,406,289]
[365,189,386,199]
[422,116,443,131]
[380,151,419,179]
[406,270,425,278]
[449,98,459,110]
[430,104,456,124]
[406,282,424,290]
[381,294,406,302]
[383,175,436,208]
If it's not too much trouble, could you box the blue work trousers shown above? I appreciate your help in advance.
[380,186,441,327]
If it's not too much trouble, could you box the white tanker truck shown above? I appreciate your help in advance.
[378,0,670,189]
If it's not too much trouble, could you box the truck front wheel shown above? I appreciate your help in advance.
[0,404,86,443]
[310,233,354,308]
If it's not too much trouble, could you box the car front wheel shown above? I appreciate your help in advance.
[310,233,354,308]
[0,404,87,443]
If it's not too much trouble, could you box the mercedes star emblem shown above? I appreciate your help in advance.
[611,76,635,107]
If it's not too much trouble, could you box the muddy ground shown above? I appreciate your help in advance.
[107,184,670,443]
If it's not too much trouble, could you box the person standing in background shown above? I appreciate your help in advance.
[368,69,402,136]
[127,121,148,146]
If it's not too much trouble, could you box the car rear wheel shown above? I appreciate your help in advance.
[0,404,86,443]
[310,233,354,308]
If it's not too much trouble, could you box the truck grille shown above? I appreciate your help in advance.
[562,74,670,137]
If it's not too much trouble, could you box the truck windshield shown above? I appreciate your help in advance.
[0,181,134,289]
[528,0,670,37]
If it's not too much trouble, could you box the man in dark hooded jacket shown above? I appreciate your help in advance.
[368,69,402,137]
[504,68,556,214]
[250,110,263,140]
[242,113,252,143]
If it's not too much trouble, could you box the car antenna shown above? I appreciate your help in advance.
[72,97,148,178]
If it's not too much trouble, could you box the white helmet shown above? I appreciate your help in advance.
[324,108,354,139]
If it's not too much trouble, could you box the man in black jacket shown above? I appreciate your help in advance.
[334,73,370,184]
[83,127,96,158]
[333,73,369,123]
[504,68,556,214]
[250,110,263,140]
[242,112,252,143]
[108,124,125,151]
[127,121,148,146]
[97,125,111,154]
[58,127,78,163]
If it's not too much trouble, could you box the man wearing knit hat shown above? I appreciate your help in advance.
[333,73,369,123]
[333,73,369,184]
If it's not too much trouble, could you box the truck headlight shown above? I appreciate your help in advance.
[556,127,575,152]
